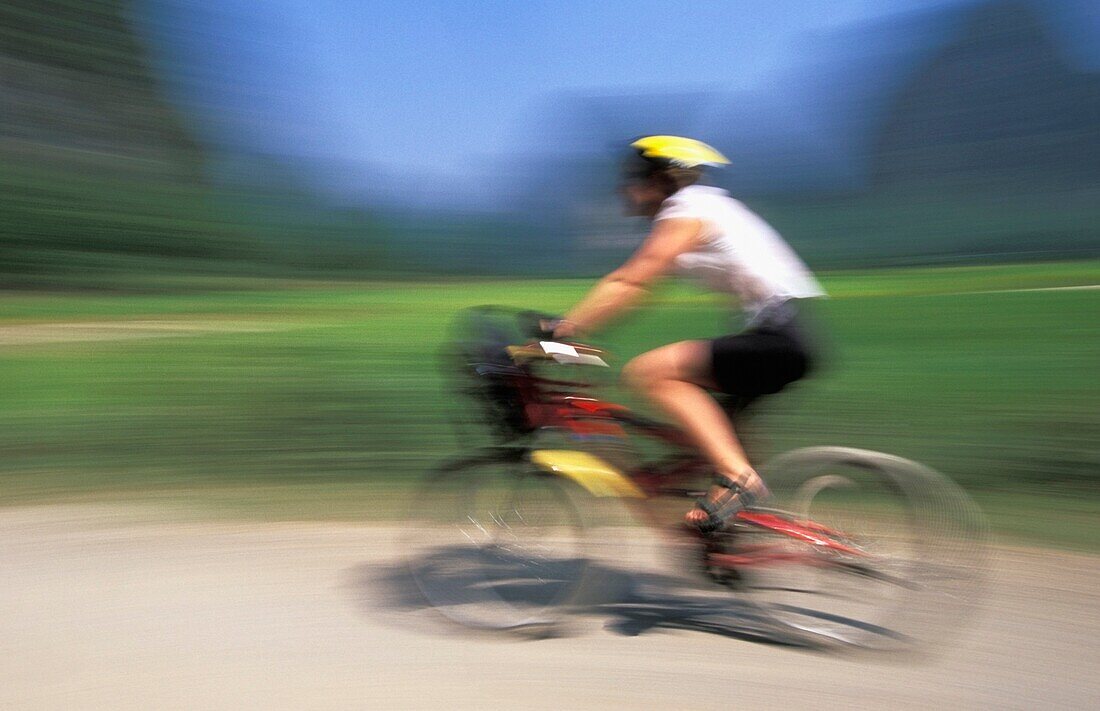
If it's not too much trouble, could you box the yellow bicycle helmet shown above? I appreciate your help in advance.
[630,135,730,169]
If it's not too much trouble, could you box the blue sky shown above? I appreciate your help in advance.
[136,0,1100,201]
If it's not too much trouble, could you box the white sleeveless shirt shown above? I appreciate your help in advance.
[655,185,825,320]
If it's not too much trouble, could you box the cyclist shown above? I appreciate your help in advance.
[552,135,824,533]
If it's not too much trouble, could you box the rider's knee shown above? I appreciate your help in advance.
[621,355,657,392]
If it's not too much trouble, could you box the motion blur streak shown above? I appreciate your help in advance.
[0,0,1097,708]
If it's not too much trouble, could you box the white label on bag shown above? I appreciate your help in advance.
[540,341,579,358]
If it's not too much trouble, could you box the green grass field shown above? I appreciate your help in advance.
[1,261,1097,548]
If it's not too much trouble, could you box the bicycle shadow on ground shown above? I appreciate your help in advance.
[349,546,818,647]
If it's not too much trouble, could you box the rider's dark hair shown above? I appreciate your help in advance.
[622,152,703,196]
[653,166,702,193]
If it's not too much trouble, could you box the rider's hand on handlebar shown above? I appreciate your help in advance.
[533,316,576,340]
[547,318,578,341]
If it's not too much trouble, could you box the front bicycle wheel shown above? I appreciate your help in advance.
[406,452,590,631]
[744,447,988,649]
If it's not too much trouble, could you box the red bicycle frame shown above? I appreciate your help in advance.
[508,367,867,567]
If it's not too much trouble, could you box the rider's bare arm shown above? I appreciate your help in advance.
[556,218,702,338]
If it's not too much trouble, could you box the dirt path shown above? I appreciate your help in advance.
[0,320,286,345]
[0,505,1097,710]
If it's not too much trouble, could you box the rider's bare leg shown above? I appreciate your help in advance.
[621,340,767,526]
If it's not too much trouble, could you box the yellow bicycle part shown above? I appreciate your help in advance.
[530,450,645,499]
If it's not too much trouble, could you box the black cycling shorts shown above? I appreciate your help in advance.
[710,302,815,400]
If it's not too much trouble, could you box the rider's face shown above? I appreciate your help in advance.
[619,179,664,218]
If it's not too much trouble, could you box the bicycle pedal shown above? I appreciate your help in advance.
[699,529,751,588]
[707,566,746,590]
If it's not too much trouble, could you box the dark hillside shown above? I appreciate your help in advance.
[0,0,201,179]
[872,2,1100,186]
[0,1,389,286]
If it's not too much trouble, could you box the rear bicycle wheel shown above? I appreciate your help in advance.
[406,452,590,631]
[744,446,988,649]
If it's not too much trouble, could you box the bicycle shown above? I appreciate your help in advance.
[407,306,988,648]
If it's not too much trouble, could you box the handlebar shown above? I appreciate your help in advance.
[516,310,562,340]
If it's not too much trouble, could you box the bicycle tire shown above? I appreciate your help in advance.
[405,452,591,632]
[742,446,989,650]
